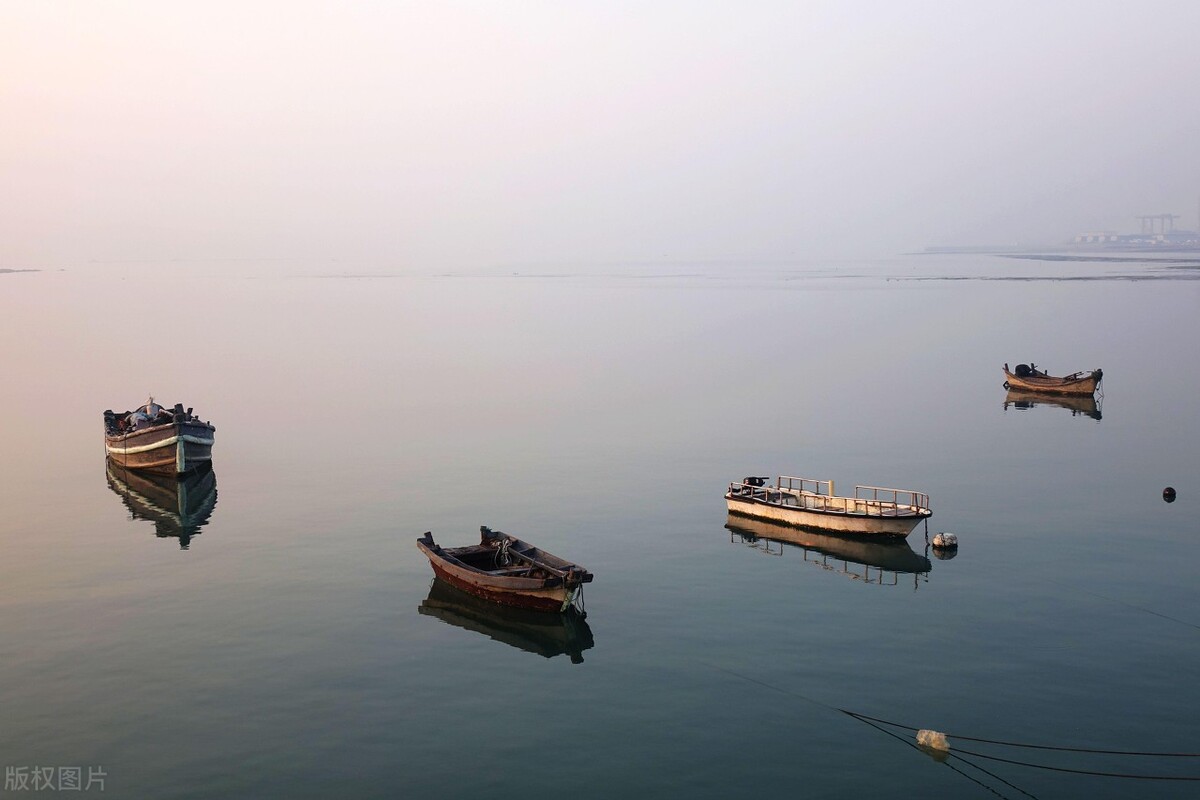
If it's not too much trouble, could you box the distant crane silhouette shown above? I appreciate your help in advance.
[1136,213,1179,235]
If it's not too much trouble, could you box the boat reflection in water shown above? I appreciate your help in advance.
[1003,388,1101,420]
[105,459,218,549]
[726,515,932,589]
[419,579,595,664]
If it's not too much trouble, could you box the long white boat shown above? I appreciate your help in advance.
[725,475,931,539]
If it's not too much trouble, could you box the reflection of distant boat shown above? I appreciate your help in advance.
[1003,388,1102,420]
[725,515,931,586]
[105,460,218,549]
[726,475,931,539]
[1003,363,1102,396]
[419,579,595,663]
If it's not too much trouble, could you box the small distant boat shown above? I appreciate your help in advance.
[1003,363,1102,396]
[1003,388,1101,420]
[416,527,593,613]
[725,475,931,539]
[419,579,595,663]
[106,460,218,549]
[103,398,215,474]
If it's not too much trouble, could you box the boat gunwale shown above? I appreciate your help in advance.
[104,418,216,446]
[417,532,593,591]
[725,477,931,521]
[1002,364,1102,396]
[725,492,931,520]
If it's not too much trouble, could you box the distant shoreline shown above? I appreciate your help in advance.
[914,248,1200,266]
[999,253,1200,266]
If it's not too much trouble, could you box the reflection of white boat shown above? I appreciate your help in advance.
[419,579,595,663]
[1003,388,1102,420]
[726,475,931,539]
[105,460,218,548]
[726,515,931,585]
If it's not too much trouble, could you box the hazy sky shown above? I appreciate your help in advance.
[3,1,1199,268]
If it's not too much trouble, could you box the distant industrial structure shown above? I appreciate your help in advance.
[924,200,1200,254]
[1074,206,1200,249]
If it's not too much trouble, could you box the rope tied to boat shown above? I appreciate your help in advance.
[571,582,587,618]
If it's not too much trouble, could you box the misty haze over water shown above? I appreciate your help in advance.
[4,2,1200,271]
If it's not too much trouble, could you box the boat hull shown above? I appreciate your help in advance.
[424,558,575,612]
[725,495,927,539]
[416,532,588,613]
[104,421,215,474]
[1003,367,1101,396]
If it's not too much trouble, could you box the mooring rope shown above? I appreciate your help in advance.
[945,745,1200,781]
[494,538,511,568]
[843,711,1200,781]
[1063,583,1200,633]
[706,664,1200,783]
[843,711,1200,757]
[850,709,1039,800]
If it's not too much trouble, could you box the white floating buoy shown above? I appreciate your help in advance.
[931,532,958,549]
[916,729,950,752]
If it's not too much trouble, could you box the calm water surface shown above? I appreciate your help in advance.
[1,255,1198,798]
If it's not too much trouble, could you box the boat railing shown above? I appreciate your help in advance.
[853,485,931,515]
[729,476,930,517]
[777,476,832,497]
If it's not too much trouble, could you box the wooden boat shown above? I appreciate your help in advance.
[1003,387,1101,420]
[1003,362,1102,396]
[725,475,931,539]
[725,515,932,578]
[106,460,218,548]
[103,398,215,474]
[419,578,595,663]
[416,527,593,613]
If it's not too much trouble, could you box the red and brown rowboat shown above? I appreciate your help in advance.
[417,527,593,614]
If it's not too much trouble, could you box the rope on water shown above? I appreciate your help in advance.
[844,711,1200,758]
[850,709,1038,800]
[573,583,586,617]
[1061,583,1200,633]
[945,745,1200,781]
[707,665,1200,782]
